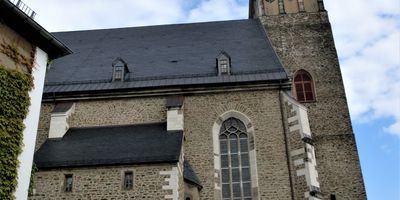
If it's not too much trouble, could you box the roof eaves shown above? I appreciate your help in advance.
[0,0,72,59]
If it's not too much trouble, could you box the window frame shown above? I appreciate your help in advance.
[220,59,229,74]
[212,110,259,200]
[123,171,134,190]
[217,51,231,75]
[114,65,124,81]
[64,174,73,192]
[219,118,252,200]
[293,70,316,103]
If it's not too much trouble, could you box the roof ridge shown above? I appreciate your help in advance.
[52,18,255,34]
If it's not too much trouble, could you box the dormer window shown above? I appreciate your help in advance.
[217,51,231,75]
[220,59,228,73]
[112,57,129,82]
[114,66,123,80]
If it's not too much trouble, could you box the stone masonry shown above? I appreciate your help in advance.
[252,3,366,199]
[32,1,367,199]
[184,89,292,199]
[33,88,296,199]
[30,164,176,200]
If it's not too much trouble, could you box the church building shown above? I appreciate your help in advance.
[31,0,366,199]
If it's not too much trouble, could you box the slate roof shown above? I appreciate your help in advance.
[184,160,202,189]
[34,123,183,168]
[44,19,288,95]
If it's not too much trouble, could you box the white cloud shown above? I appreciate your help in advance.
[24,0,248,32]
[24,0,187,31]
[187,0,248,22]
[325,0,400,136]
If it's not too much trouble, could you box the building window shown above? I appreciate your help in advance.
[114,66,123,81]
[293,70,315,102]
[220,59,228,74]
[64,174,73,192]
[112,57,129,82]
[217,51,231,75]
[220,117,252,199]
[298,0,305,12]
[330,194,336,200]
[123,171,134,190]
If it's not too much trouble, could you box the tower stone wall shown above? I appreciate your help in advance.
[251,0,366,199]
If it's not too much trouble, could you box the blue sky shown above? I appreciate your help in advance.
[22,0,400,199]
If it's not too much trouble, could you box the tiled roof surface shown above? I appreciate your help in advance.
[34,123,183,168]
[44,19,287,94]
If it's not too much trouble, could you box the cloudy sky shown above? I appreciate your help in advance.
[20,0,400,199]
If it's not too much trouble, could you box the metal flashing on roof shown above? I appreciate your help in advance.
[51,102,74,113]
[166,95,184,108]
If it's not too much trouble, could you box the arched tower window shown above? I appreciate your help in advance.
[293,70,315,102]
[219,117,252,199]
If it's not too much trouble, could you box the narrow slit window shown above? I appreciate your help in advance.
[124,171,134,190]
[64,174,73,192]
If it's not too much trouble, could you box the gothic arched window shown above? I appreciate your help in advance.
[219,118,252,200]
[293,70,315,102]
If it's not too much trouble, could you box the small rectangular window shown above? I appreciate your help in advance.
[64,174,73,192]
[114,66,124,81]
[220,59,228,73]
[124,171,134,190]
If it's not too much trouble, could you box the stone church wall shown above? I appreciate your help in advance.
[34,89,295,199]
[35,97,166,150]
[30,164,176,200]
[184,89,292,199]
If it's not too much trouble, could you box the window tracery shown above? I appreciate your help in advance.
[219,117,252,200]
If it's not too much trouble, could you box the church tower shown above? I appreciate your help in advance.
[250,0,366,199]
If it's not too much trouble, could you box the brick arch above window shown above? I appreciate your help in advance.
[293,69,316,103]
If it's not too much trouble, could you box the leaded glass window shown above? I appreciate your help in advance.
[220,117,252,200]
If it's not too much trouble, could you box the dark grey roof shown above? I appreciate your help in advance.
[166,96,184,108]
[52,102,73,113]
[184,160,202,189]
[0,0,71,59]
[34,123,183,168]
[44,19,287,95]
